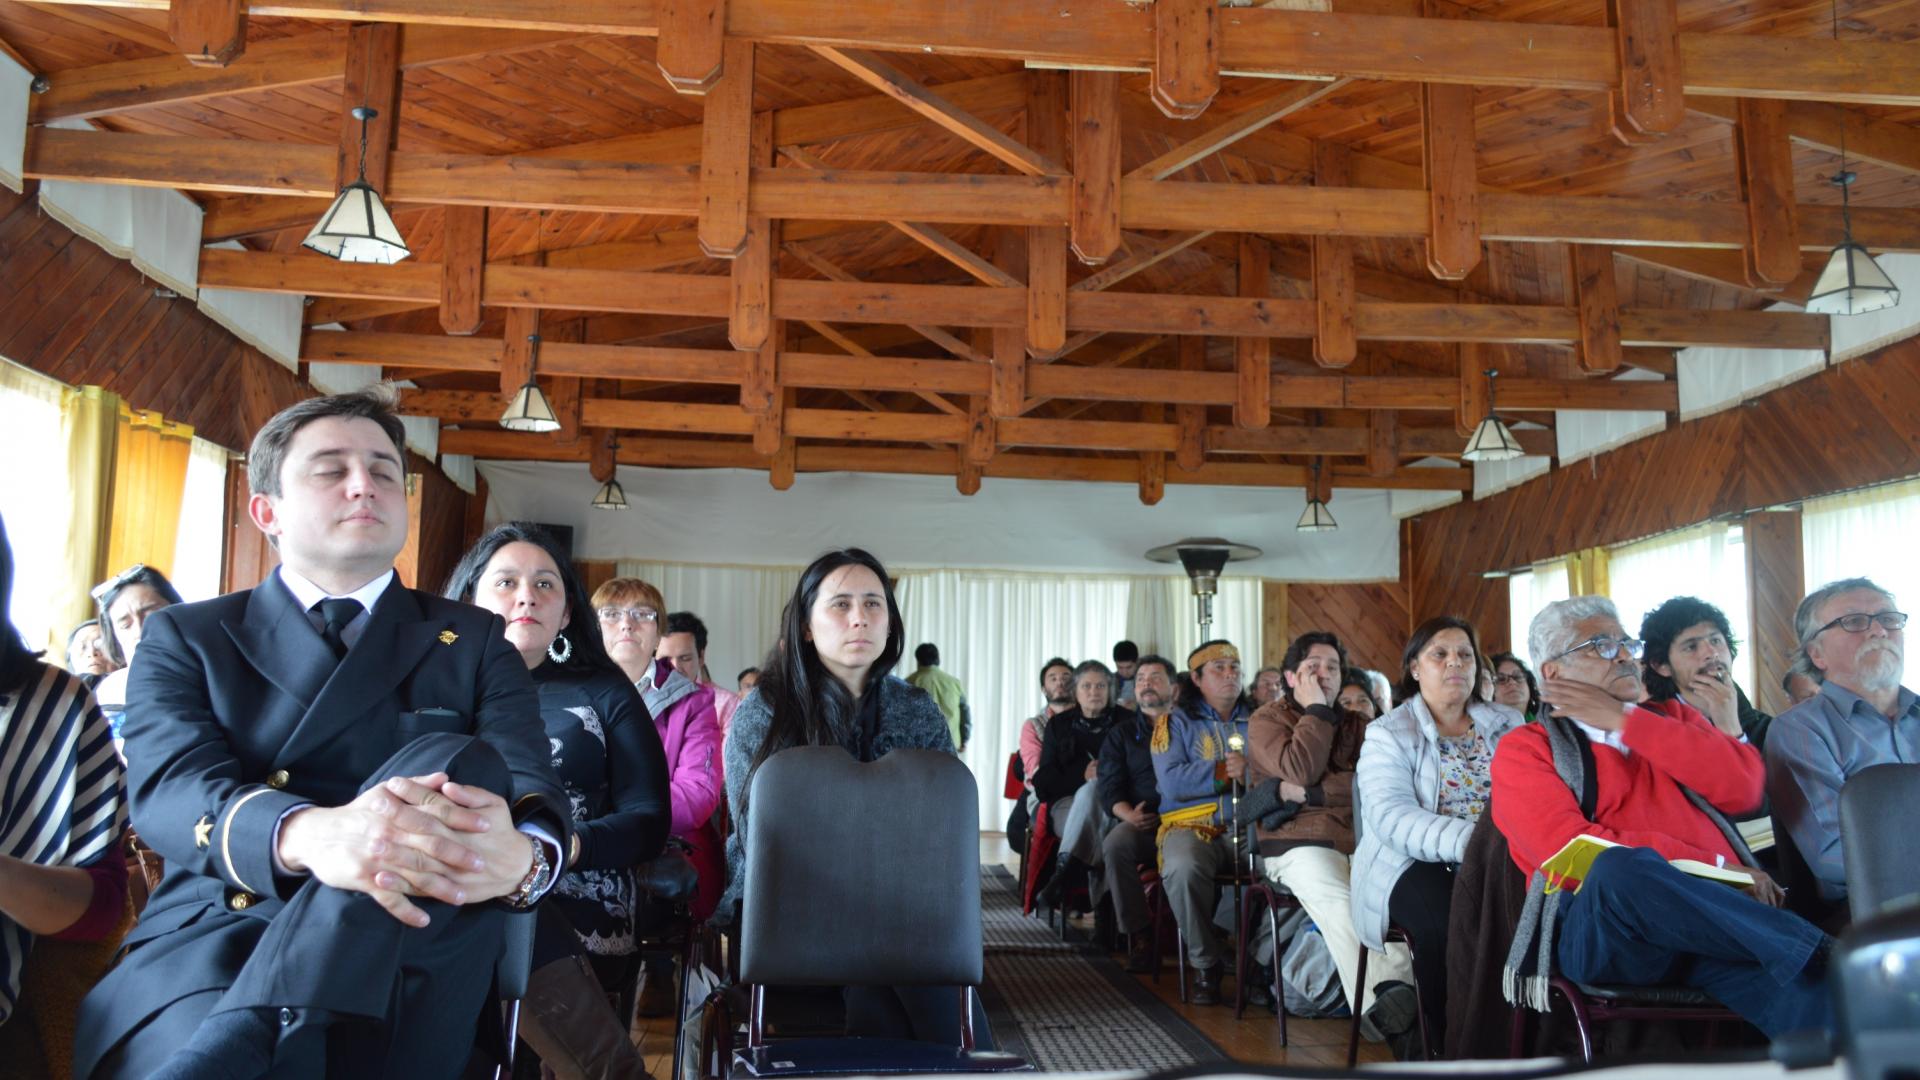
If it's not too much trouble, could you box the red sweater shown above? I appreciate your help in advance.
[1491,699,1764,883]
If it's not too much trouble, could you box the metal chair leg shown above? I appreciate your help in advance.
[1346,942,1371,1065]
[1268,899,1288,1047]
[496,1000,522,1080]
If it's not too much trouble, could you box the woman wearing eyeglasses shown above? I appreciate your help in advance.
[589,576,727,1015]
[1488,652,1541,721]
[446,527,670,1079]
[90,564,184,750]
[1349,616,1523,1057]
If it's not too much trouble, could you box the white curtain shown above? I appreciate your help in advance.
[896,569,1135,828]
[169,437,231,603]
[602,558,1266,829]
[1802,475,1920,689]
[1607,523,1754,694]
[612,560,800,688]
[0,358,73,653]
[1509,560,1571,667]
[1124,575,1263,669]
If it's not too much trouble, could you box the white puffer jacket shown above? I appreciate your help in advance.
[1348,694,1522,950]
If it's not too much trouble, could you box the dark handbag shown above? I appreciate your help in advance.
[636,841,700,903]
[1233,778,1302,832]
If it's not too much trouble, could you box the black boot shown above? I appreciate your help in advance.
[516,955,649,1080]
[1191,964,1222,1006]
[1125,932,1156,975]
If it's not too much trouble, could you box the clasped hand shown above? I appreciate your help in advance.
[276,772,535,928]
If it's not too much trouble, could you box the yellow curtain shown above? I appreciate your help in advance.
[104,403,195,579]
[59,385,120,634]
[1565,546,1611,597]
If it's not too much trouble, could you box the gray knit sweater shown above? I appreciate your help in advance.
[718,674,954,917]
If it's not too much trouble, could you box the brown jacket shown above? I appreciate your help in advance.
[1245,698,1369,855]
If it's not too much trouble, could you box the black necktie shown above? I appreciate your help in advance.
[315,598,362,659]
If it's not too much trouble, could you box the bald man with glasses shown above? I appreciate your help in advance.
[1766,577,1916,914]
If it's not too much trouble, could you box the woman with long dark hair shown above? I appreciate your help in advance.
[721,548,991,1047]
[445,523,670,1079]
[89,564,184,745]
[0,514,128,1054]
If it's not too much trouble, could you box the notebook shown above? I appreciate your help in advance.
[1537,833,1755,893]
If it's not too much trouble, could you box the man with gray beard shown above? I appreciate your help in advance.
[1767,577,1916,910]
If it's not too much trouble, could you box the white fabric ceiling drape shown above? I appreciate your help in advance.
[1607,523,1755,695]
[1802,475,1920,689]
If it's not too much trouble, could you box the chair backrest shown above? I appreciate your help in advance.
[1840,763,1920,920]
[1003,752,1024,800]
[740,746,982,988]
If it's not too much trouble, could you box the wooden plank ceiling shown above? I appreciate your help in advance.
[4,0,1917,501]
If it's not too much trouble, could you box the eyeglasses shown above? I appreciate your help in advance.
[1491,673,1528,686]
[1811,611,1908,636]
[1547,636,1644,663]
[90,564,150,603]
[596,606,659,626]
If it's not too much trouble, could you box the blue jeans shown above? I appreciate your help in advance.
[1556,846,1831,1038]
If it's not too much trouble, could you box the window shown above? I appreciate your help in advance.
[1607,523,1753,695]
[1508,560,1571,668]
[0,359,75,654]
[1802,475,1920,690]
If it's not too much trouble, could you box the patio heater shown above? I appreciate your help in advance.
[1145,537,1262,642]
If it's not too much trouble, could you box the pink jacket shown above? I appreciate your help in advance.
[640,658,724,838]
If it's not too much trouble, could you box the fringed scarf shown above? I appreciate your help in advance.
[1501,713,1754,1012]
[0,665,126,1025]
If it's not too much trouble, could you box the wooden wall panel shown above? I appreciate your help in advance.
[1744,509,1805,717]
[1261,579,1287,669]
[1283,581,1410,676]
[1407,337,1920,664]
[409,458,471,595]
[0,182,306,452]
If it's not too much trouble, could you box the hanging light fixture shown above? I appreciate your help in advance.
[303,101,410,264]
[1805,170,1901,316]
[1462,368,1525,462]
[1804,0,1899,317]
[500,334,560,432]
[1296,459,1338,532]
[591,434,630,510]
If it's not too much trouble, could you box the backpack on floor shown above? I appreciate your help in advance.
[1276,911,1348,1018]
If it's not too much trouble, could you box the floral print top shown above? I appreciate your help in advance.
[1434,727,1495,821]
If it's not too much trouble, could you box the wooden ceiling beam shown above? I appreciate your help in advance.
[433,426,1469,491]
[34,25,584,123]
[37,129,1920,254]
[30,0,1920,104]
[169,0,247,67]
[197,71,1029,241]
[208,249,1829,351]
[1688,97,1920,178]
[1129,78,1348,182]
[812,46,1062,175]
[403,389,1478,482]
[314,328,1681,413]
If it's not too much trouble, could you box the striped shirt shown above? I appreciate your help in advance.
[0,663,127,1025]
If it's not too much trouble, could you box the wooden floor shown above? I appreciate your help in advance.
[627,833,1389,1075]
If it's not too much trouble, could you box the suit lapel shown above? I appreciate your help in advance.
[275,578,444,767]
[223,575,335,711]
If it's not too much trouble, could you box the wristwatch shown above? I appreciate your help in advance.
[503,834,553,910]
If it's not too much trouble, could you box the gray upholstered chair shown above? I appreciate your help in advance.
[1840,763,1920,920]
[733,746,1028,1076]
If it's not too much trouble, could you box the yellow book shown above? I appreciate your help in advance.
[1736,815,1775,853]
[1537,834,1755,893]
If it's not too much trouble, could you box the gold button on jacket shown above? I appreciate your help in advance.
[266,770,291,789]
[228,893,254,911]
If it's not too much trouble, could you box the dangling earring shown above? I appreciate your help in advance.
[547,633,572,664]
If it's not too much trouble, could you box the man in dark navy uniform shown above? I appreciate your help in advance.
[76,385,570,1080]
